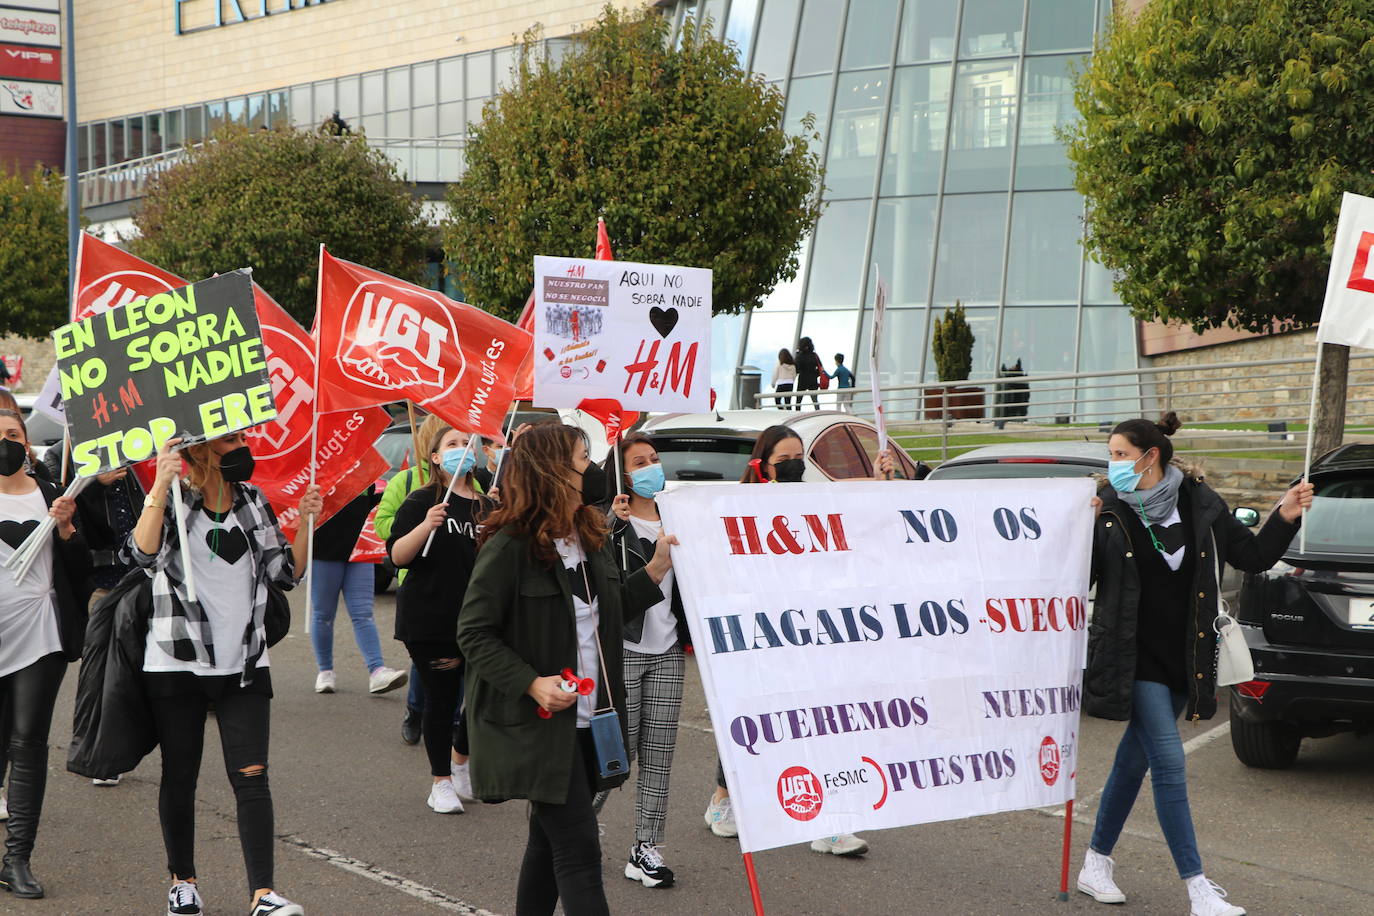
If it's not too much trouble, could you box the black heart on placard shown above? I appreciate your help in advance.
[206,527,250,564]
[0,519,38,551]
[649,306,680,339]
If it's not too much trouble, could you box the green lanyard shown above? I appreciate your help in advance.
[1133,494,1167,554]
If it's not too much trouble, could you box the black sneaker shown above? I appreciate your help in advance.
[401,706,421,745]
[624,842,675,888]
[167,881,203,916]
[249,891,304,916]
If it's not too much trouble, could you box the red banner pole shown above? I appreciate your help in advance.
[742,853,766,916]
[1057,798,1074,901]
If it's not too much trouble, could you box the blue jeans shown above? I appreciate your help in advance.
[1090,680,1202,879]
[310,560,384,673]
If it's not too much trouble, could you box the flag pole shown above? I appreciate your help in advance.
[406,400,422,481]
[1057,798,1075,901]
[1299,340,1323,554]
[612,428,628,570]
[491,401,519,490]
[742,853,766,916]
[305,244,326,634]
[421,434,477,558]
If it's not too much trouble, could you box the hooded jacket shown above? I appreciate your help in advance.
[609,514,691,651]
[1087,465,1297,722]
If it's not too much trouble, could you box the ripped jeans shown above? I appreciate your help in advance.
[146,671,274,891]
[405,641,468,778]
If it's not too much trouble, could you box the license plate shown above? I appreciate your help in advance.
[1347,598,1374,629]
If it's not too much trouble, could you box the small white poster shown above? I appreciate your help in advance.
[0,78,60,117]
[532,255,712,412]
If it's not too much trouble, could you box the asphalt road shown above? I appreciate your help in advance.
[10,588,1374,916]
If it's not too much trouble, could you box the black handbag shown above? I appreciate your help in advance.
[265,580,290,647]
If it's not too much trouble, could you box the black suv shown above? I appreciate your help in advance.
[1231,443,1374,768]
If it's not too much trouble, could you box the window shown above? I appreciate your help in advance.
[314,81,337,121]
[91,123,107,169]
[750,0,800,80]
[184,106,205,144]
[387,110,410,137]
[77,124,89,172]
[337,77,359,120]
[798,310,861,373]
[784,74,832,147]
[467,52,493,98]
[743,311,800,382]
[712,311,747,405]
[840,0,900,71]
[1076,306,1137,420]
[165,109,183,149]
[1005,190,1083,304]
[226,96,246,125]
[809,426,869,479]
[1026,0,1096,53]
[127,115,146,159]
[959,0,1025,59]
[792,0,844,77]
[1299,479,1374,556]
[898,0,958,63]
[247,94,267,130]
[495,48,516,92]
[438,58,463,102]
[1082,258,1121,304]
[932,192,1007,305]
[268,91,287,127]
[880,64,951,196]
[857,306,930,399]
[413,62,436,107]
[871,196,937,307]
[387,66,410,111]
[923,305,998,380]
[724,0,760,67]
[826,71,890,198]
[804,199,872,310]
[945,58,1018,192]
[362,72,384,115]
[146,113,164,156]
[849,424,924,479]
[997,306,1078,417]
[290,86,311,126]
[439,101,465,136]
[413,105,437,137]
[110,119,127,163]
[1015,55,1079,189]
[656,436,754,482]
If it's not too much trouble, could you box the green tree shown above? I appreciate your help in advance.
[932,302,974,382]
[132,125,430,325]
[1067,0,1374,453]
[0,168,68,338]
[443,6,823,322]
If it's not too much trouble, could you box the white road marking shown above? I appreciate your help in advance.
[280,835,502,914]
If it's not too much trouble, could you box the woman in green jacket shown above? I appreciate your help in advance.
[457,423,673,916]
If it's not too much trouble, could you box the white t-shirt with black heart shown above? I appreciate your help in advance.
[0,487,61,678]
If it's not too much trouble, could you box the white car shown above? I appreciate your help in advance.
[637,409,927,485]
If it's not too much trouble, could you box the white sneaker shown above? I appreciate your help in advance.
[809,833,869,857]
[249,891,304,916]
[369,666,408,694]
[704,794,737,838]
[314,670,336,694]
[0,793,8,821]
[450,760,474,800]
[1187,875,1245,916]
[166,880,203,915]
[427,778,464,814]
[1077,849,1127,904]
[92,775,122,787]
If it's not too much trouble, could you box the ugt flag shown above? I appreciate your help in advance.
[315,248,533,440]
[1318,191,1374,350]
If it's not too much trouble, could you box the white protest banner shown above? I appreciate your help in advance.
[532,255,711,412]
[657,478,1093,853]
[33,366,64,424]
[869,266,890,455]
[1317,191,1374,349]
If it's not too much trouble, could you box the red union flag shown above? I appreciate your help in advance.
[576,397,639,445]
[72,233,184,322]
[513,290,535,402]
[315,248,532,439]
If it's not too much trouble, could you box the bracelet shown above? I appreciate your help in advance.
[144,495,166,510]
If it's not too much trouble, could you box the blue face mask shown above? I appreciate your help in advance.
[629,463,666,498]
[487,446,505,469]
[1107,456,1146,493]
[440,446,476,477]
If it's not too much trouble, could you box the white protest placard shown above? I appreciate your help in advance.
[657,478,1093,853]
[1318,191,1374,350]
[532,255,711,412]
[33,365,64,424]
[869,266,890,455]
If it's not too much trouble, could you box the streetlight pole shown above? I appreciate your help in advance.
[63,0,79,303]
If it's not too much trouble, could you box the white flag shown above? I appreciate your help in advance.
[1317,191,1374,349]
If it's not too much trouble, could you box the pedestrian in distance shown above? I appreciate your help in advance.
[133,433,321,916]
[386,423,492,814]
[771,349,796,410]
[828,353,855,412]
[601,432,691,889]
[309,487,408,697]
[457,422,675,916]
[0,409,91,900]
[793,337,824,411]
[1078,413,1313,916]
[374,413,448,745]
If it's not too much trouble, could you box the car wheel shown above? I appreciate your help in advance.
[374,565,392,594]
[1229,694,1301,769]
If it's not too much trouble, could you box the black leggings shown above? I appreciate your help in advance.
[0,652,66,860]
[405,642,468,778]
[147,672,274,891]
[516,730,607,916]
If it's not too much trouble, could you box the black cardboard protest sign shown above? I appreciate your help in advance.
[53,270,278,477]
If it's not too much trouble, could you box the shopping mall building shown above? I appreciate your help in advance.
[6,0,1195,410]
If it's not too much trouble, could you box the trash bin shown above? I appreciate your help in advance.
[734,366,761,410]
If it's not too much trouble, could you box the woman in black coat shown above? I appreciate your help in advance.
[793,336,824,411]
[1077,413,1311,916]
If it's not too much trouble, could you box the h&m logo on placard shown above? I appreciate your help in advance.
[721,514,851,556]
[340,284,459,393]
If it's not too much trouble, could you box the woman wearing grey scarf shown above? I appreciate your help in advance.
[1077,412,1312,916]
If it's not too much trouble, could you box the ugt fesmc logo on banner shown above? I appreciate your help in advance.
[657,478,1093,853]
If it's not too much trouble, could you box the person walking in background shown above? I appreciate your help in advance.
[132,433,321,916]
[1078,413,1312,916]
[794,337,824,411]
[375,413,448,745]
[458,423,674,916]
[828,354,855,412]
[310,487,407,696]
[602,433,689,890]
[0,408,91,900]
[771,349,796,410]
[387,424,491,815]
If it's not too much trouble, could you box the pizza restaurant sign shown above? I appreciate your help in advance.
[174,0,338,36]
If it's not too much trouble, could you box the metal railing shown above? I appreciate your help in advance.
[74,135,468,208]
[753,350,1374,466]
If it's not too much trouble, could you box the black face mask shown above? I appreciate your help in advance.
[773,458,806,483]
[218,445,256,483]
[579,462,607,506]
[0,438,26,477]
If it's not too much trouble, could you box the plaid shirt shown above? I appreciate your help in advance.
[125,481,298,685]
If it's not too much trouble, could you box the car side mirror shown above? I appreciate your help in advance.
[1233,507,1260,528]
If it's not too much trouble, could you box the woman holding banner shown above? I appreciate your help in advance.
[458,423,673,916]
[1079,414,1312,916]
[387,424,492,814]
[133,433,321,916]
[0,409,91,900]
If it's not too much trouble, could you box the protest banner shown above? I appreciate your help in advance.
[656,478,1092,858]
[54,270,276,478]
[532,255,711,413]
[314,249,532,440]
[0,353,21,388]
